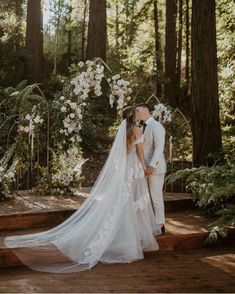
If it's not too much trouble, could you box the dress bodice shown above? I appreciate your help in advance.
[128,136,143,153]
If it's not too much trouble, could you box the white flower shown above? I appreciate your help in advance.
[7,171,15,178]
[19,125,24,131]
[34,115,41,124]
[70,113,75,119]
[61,106,67,112]
[25,114,31,120]
[70,102,77,109]
[117,79,123,86]
[68,127,74,133]
[24,126,30,133]
[78,61,84,68]
[60,96,65,101]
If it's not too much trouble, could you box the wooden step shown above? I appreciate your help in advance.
[1,247,235,293]
[0,191,194,231]
[1,229,234,269]
[0,209,234,269]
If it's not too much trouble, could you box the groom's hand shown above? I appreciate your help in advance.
[145,166,154,176]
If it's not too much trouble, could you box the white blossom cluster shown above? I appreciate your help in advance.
[52,146,86,187]
[70,60,104,100]
[59,96,83,144]
[152,103,172,124]
[58,60,106,145]
[0,160,15,199]
[0,166,15,184]
[18,112,43,134]
[107,74,132,114]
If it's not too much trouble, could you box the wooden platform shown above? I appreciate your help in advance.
[0,190,234,274]
[1,208,235,269]
[0,246,234,293]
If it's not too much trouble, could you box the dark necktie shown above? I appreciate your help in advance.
[142,122,147,134]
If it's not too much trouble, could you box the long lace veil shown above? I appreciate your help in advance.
[4,119,128,273]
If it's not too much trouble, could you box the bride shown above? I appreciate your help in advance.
[4,106,161,273]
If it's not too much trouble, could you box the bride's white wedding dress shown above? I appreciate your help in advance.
[4,119,161,273]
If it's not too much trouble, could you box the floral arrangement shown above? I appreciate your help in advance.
[52,147,86,187]
[55,58,133,149]
[0,59,134,197]
[33,146,87,196]
[152,103,172,124]
[107,74,132,114]
[17,106,44,155]
[0,146,16,200]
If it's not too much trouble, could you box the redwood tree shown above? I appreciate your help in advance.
[26,0,43,82]
[86,0,107,61]
[153,0,163,97]
[165,0,177,107]
[191,0,222,166]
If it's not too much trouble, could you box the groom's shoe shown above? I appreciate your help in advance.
[161,225,165,234]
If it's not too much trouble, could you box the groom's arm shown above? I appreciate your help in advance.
[148,123,165,168]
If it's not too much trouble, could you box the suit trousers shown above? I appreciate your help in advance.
[147,173,165,225]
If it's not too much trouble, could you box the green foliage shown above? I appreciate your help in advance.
[166,163,235,240]
[217,0,235,162]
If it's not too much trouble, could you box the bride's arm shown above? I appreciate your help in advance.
[133,126,146,171]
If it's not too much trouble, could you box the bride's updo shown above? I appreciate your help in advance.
[122,106,136,150]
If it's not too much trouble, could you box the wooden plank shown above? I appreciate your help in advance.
[0,247,234,293]
[1,228,234,269]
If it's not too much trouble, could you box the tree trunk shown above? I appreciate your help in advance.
[14,0,23,80]
[86,0,107,61]
[115,0,119,53]
[153,0,163,98]
[81,0,87,60]
[185,0,190,95]
[53,0,62,75]
[67,3,72,68]
[26,0,43,82]
[191,0,222,166]
[176,0,183,92]
[165,0,177,107]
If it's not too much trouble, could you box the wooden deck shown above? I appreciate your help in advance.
[0,246,234,293]
[0,190,234,292]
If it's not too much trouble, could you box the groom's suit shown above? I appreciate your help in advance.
[142,117,166,226]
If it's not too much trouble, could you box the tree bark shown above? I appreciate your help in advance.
[81,0,87,60]
[115,0,119,53]
[53,0,62,75]
[185,0,190,95]
[14,0,23,79]
[26,0,43,82]
[153,0,163,97]
[176,0,183,92]
[86,0,107,61]
[191,0,223,166]
[67,2,72,67]
[165,0,177,107]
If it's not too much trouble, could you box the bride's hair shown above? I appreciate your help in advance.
[122,106,136,150]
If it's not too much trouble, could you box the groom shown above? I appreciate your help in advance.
[135,103,166,234]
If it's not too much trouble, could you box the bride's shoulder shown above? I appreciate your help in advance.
[133,125,142,138]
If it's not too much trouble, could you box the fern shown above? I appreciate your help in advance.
[166,164,235,240]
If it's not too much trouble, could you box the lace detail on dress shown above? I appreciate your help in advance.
[129,162,145,179]
[78,180,132,266]
[133,192,151,212]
